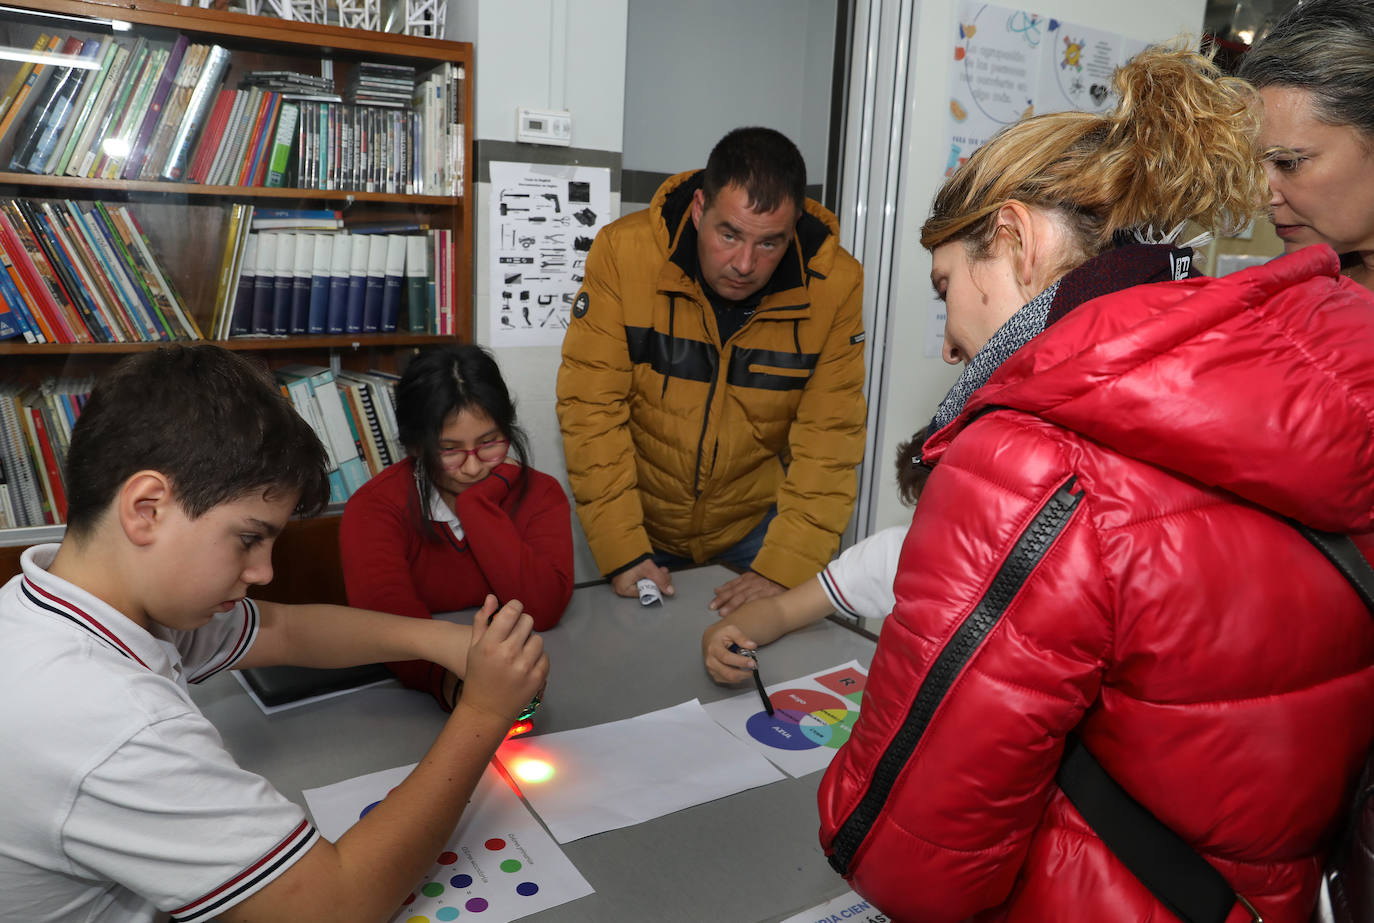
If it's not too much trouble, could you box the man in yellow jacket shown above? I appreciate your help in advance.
[556,128,867,616]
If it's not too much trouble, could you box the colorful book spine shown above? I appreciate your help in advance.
[0,34,57,153]
[204,89,248,186]
[264,100,300,188]
[66,41,135,178]
[122,34,187,179]
[114,206,201,339]
[0,34,47,143]
[7,35,80,171]
[161,45,231,181]
[95,46,165,179]
[91,203,175,340]
[42,202,139,342]
[0,201,97,343]
[186,87,234,185]
[139,42,203,181]
[49,38,115,176]
[79,40,148,177]
[0,256,37,343]
[228,231,258,337]
[72,203,170,341]
[20,38,103,174]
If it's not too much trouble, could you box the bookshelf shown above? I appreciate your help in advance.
[0,0,474,564]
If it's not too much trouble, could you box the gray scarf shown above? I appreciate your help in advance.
[929,279,1060,435]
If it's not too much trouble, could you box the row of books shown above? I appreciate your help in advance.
[209,207,455,340]
[0,364,406,527]
[0,33,232,182]
[0,379,91,527]
[274,364,403,505]
[0,198,197,345]
[0,31,465,196]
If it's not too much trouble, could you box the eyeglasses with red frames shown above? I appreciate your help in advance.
[437,439,509,465]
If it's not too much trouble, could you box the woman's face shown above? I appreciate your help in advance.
[931,239,1026,365]
[432,407,508,497]
[1258,85,1374,256]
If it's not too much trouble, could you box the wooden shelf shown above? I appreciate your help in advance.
[18,0,468,60]
[0,171,462,207]
[0,334,460,356]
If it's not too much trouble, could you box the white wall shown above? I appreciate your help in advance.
[461,0,627,152]
[621,0,836,183]
[449,0,628,583]
[865,0,1207,531]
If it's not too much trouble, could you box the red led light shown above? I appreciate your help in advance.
[506,720,534,739]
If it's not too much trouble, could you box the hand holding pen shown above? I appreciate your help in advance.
[729,642,774,716]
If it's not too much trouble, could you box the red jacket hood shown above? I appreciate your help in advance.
[925,245,1374,532]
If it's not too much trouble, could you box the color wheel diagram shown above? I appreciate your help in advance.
[704,661,868,778]
[303,764,593,923]
[746,666,866,752]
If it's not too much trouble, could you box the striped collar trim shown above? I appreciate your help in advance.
[170,819,319,922]
[20,578,153,669]
[18,542,170,672]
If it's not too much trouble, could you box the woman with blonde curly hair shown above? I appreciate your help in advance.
[818,44,1374,921]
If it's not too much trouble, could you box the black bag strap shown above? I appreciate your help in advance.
[1292,525,1374,612]
[1057,734,1242,923]
[1057,528,1373,923]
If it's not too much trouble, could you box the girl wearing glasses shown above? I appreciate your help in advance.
[341,344,573,711]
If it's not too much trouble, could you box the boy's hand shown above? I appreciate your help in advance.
[702,621,758,685]
[457,596,548,724]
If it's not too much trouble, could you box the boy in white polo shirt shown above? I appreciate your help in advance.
[0,345,548,923]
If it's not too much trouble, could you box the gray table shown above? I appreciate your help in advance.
[191,564,876,923]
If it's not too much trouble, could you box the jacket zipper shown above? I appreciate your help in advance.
[691,348,720,497]
[689,305,803,497]
[827,476,1083,874]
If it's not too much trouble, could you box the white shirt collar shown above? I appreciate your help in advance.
[418,465,464,540]
[19,543,180,682]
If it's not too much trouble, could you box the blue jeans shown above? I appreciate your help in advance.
[652,507,777,571]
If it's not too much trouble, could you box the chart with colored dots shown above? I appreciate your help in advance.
[304,764,593,923]
[702,660,869,778]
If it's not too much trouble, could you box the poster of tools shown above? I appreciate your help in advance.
[926,2,1147,356]
[489,161,611,347]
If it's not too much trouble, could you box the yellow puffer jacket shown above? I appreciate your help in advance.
[556,170,866,587]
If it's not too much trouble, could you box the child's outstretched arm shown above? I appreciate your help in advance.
[238,599,475,682]
[222,596,548,923]
[702,578,833,684]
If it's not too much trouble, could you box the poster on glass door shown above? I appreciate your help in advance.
[926,2,1147,357]
[489,161,610,347]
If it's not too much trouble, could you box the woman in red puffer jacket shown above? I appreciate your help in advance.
[818,45,1374,923]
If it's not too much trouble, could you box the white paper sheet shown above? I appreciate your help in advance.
[702,660,869,778]
[304,763,593,923]
[495,699,785,843]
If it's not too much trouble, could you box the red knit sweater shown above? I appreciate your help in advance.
[339,458,574,707]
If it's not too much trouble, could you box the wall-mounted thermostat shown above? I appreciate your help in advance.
[517,107,572,146]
